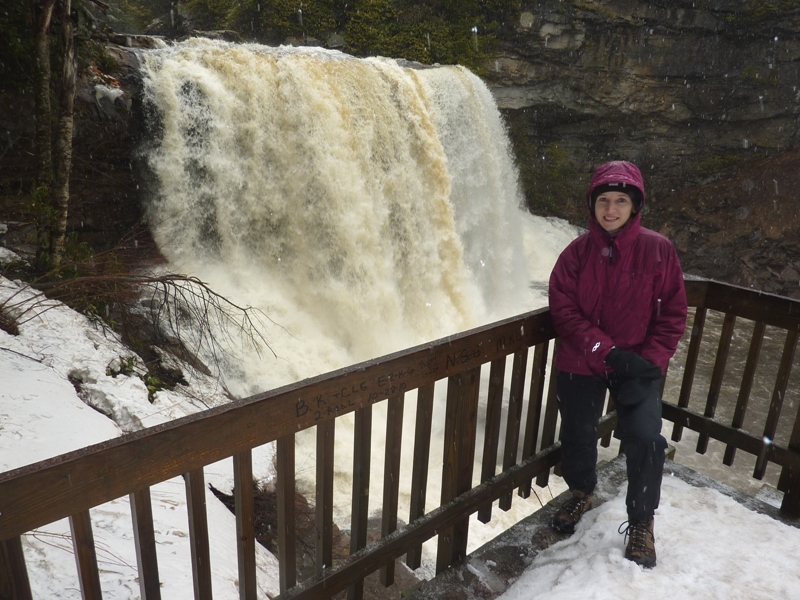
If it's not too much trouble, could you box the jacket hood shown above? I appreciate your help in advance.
[586,161,646,212]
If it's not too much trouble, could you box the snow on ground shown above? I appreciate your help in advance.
[0,276,279,599]
[3,274,800,600]
[499,474,800,600]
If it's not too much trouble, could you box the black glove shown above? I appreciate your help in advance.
[614,377,661,406]
[604,348,661,380]
[605,348,662,406]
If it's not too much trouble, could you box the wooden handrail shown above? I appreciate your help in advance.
[0,309,555,541]
[1,278,800,599]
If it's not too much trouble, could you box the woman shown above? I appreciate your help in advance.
[548,160,687,568]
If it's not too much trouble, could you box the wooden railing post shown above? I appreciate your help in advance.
[347,406,372,600]
[184,469,213,600]
[519,342,548,498]
[406,382,435,569]
[536,343,560,489]
[380,394,405,586]
[780,466,800,517]
[130,487,162,600]
[477,358,506,523]
[436,366,480,574]
[671,307,706,442]
[780,349,800,517]
[70,510,103,600]
[277,435,297,594]
[0,537,32,600]
[499,349,528,511]
[233,451,257,600]
[315,421,335,576]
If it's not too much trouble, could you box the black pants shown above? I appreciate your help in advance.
[556,371,667,521]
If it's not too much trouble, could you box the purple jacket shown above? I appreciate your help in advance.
[548,162,688,376]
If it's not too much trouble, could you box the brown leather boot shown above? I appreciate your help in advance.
[620,518,657,568]
[551,490,593,534]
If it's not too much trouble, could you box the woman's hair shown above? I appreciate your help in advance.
[590,182,643,213]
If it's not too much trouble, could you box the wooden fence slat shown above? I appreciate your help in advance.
[315,420,335,576]
[130,487,162,600]
[724,320,765,466]
[780,468,800,517]
[779,348,800,514]
[0,536,32,600]
[672,307,707,442]
[696,312,737,454]
[536,341,561,488]
[233,451,256,600]
[380,395,405,587]
[436,375,459,575]
[779,366,800,513]
[477,358,506,523]
[500,349,528,511]
[185,469,213,600]
[406,382,435,570]
[519,342,548,499]
[453,368,481,563]
[276,436,296,594]
[347,406,372,600]
[436,367,480,574]
[755,328,799,480]
[69,510,103,600]
[600,391,615,449]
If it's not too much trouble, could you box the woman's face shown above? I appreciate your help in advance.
[594,191,634,233]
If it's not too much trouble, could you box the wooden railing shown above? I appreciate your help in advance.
[1,278,799,599]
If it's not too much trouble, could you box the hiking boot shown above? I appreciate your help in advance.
[551,490,593,534]
[619,518,657,568]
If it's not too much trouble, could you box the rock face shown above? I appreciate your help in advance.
[2,8,800,300]
[485,0,800,218]
[0,40,156,266]
[478,1,800,298]
[647,148,800,299]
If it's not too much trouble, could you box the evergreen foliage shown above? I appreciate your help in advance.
[0,0,36,86]
[148,0,517,68]
[0,0,519,82]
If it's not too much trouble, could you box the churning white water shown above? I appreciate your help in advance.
[139,39,541,392]
[139,38,579,572]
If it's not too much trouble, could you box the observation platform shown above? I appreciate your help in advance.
[404,455,800,600]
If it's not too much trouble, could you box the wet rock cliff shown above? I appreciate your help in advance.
[486,1,800,212]
[483,0,800,297]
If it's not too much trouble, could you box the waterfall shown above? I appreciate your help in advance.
[138,39,582,570]
[140,38,532,395]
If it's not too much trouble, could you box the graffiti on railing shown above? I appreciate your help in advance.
[445,345,482,370]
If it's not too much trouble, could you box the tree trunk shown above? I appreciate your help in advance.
[33,0,57,268]
[33,0,56,180]
[50,0,76,265]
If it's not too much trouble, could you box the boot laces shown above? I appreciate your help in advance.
[619,520,651,552]
[562,494,588,519]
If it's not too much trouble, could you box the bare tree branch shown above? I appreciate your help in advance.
[1,271,282,381]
